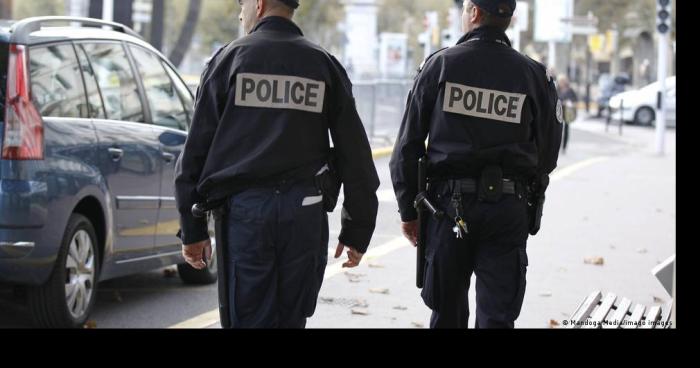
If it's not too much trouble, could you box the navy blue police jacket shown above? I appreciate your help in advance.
[175,16,379,252]
[390,25,563,222]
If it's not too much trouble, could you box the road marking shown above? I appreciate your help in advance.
[372,146,393,159]
[551,156,610,182]
[323,236,408,280]
[169,236,410,329]
[169,310,220,329]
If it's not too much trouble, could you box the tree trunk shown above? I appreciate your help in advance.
[151,0,164,51]
[168,0,202,68]
[0,0,13,19]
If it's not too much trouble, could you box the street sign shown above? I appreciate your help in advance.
[534,0,574,42]
[560,14,598,36]
[588,34,604,53]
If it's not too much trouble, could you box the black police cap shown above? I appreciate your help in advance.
[279,0,300,9]
[471,0,515,18]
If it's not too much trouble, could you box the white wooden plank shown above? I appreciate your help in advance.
[603,297,632,329]
[584,292,617,329]
[569,291,603,329]
[658,300,674,329]
[622,304,646,329]
[642,306,662,329]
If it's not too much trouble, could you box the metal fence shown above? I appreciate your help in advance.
[351,79,414,143]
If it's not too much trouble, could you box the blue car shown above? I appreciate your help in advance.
[0,17,217,328]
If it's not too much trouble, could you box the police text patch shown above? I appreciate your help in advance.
[443,83,526,124]
[235,73,326,113]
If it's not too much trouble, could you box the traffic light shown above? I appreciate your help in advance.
[657,0,672,34]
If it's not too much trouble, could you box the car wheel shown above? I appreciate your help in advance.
[178,238,218,285]
[634,107,655,126]
[27,214,99,328]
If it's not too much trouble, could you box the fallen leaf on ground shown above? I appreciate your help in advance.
[411,322,424,328]
[344,272,366,282]
[84,320,97,329]
[548,319,560,328]
[369,288,390,295]
[351,308,369,316]
[163,268,178,278]
[584,257,605,266]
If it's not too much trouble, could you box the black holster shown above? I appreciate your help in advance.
[413,157,443,289]
[315,148,342,213]
[527,175,549,236]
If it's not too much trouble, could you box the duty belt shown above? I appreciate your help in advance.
[445,178,518,195]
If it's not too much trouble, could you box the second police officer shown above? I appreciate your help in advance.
[175,0,380,328]
[390,0,563,328]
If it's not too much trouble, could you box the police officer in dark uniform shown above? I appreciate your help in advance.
[390,0,563,328]
[175,0,379,328]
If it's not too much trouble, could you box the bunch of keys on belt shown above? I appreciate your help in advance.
[453,216,469,239]
[451,191,469,239]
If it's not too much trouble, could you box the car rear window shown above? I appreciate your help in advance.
[29,43,86,118]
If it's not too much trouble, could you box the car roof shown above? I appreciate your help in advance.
[0,18,179,74]
[1,17,152,50]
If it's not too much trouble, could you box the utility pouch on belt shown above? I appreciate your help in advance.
[478,165,504,203]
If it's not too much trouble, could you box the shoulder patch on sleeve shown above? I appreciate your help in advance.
[556,99,564,124]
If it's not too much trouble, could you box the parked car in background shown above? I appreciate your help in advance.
[0,17,215,328]
[609,76,676,127]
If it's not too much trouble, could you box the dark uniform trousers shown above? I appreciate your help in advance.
[225,179,328,328]
[422,181,529,329]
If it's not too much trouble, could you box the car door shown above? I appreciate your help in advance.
[127,44,193,255]
[77,42,161,262]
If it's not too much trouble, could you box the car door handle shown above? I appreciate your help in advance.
[108,148,124,162]
[162,152,175,163]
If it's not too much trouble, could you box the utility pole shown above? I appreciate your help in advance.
[655,0,672,155]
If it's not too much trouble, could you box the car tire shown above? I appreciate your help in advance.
[178,239,218,285]
[27,214,100,328]
[634,107,655,126]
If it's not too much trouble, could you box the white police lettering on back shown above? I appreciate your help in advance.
[443,82,526,124]
[235,73,326,113]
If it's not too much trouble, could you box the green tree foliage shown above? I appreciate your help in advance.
[295,0,344,54]
[576,0,675,39]
[13,0,64,18]
[378,0,455,66]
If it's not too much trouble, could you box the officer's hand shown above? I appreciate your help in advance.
[401,221,419,247]
[183,239,212,270]
[334,243,364,268]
